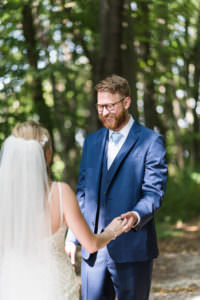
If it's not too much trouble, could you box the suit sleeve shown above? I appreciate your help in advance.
[133,134,168,231]
[66,136,88,244]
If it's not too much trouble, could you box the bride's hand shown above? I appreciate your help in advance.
[105,217,127,240]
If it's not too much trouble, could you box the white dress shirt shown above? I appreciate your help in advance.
[106,115,140,227]
[107,115,134,170]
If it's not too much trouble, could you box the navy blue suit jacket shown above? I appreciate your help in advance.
[67,121,168,263]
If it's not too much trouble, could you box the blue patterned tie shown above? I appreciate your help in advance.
[110,131,123,145]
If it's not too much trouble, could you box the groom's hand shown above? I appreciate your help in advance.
[65,242,77,265]
[120,211,138,232]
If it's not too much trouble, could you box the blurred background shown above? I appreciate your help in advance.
[1,0,200,227]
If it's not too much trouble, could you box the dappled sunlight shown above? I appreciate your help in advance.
[151,218,200,298]
[1,0,200,298]
[176,220,200,232]
[185,225,199,232]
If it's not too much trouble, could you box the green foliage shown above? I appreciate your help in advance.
[156,169,200,223]
[51,155,65,181]
[1,0,200,219]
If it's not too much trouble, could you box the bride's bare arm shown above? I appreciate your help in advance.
[61,183,126,253]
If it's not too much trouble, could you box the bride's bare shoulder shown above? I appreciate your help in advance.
[58,182,76,198]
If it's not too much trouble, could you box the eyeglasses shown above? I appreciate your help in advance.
[96,97,126,113]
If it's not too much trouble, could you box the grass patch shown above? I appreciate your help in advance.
[156,221,184,239]
[156,169,200,223]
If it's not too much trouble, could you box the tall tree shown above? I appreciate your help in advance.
[122,1,139,120]
[138,1,164,133]
[97,0,124,80]
[22,3,53,133]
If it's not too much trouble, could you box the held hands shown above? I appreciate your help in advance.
[105,216,128,240]
[120,211,138,232]
[105,211,138,240]
[65,212,138,264]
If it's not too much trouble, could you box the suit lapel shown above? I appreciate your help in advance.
[104,121,141,193]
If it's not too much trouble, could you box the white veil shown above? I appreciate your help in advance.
[0,136,64,300]
[0,136,49,255]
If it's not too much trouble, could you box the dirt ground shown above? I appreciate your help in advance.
[75,219,200,299]
[150,219,200,299]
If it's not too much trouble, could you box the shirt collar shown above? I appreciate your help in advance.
[109,115,134,139]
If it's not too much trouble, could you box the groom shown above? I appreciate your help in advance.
[66,75,168,300]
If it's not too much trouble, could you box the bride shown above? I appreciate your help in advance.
[0,121,126,300]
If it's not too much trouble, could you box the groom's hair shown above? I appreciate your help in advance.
[95,74,130,97]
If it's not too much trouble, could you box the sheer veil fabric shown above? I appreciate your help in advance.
[0,136,75,300]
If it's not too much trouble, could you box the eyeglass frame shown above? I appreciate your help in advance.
[95,97,126,113]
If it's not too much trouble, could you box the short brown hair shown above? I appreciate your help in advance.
[95,74,130,97]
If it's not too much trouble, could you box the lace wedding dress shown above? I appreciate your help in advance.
[49,182,80,300]
[0,182,79,300]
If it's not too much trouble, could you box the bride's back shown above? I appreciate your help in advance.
[0,121,80,300]
[49,181,65,234]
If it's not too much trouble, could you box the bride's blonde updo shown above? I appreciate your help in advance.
[12,121,53,172]
[12,121,52,152]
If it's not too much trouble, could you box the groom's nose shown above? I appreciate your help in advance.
[102,106,109,116]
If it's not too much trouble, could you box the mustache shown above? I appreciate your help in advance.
[100,115,115,120]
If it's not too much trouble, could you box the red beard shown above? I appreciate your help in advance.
[99,109,127,131]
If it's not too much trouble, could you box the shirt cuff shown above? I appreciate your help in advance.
[132,211,140,228]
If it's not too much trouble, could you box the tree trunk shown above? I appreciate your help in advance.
[22,4,53,132]
[89,0,125,131]
[192,12,200,168]
[139,1,164,134]
[165,84,185,169]
[98,0,124,79]
[122,1,139,120]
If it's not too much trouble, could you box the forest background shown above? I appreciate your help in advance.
[1,0,200,227]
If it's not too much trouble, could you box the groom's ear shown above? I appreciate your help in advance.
[124,97,131,110]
